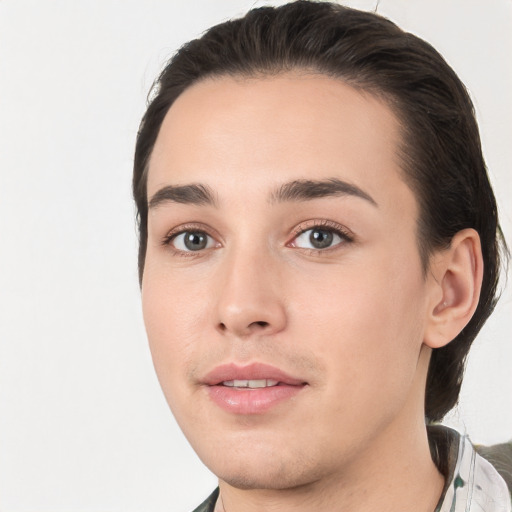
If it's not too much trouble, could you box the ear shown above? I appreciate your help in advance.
[424,228,483,349]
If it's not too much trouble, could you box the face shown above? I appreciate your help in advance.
[142,73,435,490]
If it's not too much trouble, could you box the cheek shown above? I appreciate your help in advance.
[292,258,424,339]
[289,257,427,399]
[141,263,212,396]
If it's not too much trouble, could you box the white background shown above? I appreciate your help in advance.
[0,1,510,511]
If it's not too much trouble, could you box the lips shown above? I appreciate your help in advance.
[203,362,306,386]
[202,363,307,414]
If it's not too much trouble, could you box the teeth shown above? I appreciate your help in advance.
[222,379,279,388]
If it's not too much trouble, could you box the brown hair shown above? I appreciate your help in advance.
[133,0,508,422]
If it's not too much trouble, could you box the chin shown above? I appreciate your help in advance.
[204,444,329,491]
[218,465,318,491]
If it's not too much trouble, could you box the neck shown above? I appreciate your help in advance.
[216,347,444,512]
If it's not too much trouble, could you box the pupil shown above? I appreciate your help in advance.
[310,229,333,249]
[184,232,207,251]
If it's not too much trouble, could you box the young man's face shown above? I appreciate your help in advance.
[142,73,436,489]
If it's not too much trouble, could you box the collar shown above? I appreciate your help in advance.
[431,425,511,511]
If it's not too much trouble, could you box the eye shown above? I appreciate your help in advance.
[294,228,341,249]
[170,230,217,252]
[290,223,352,251]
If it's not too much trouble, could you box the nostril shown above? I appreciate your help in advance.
[252,321,269,328]
[217,320,268,334]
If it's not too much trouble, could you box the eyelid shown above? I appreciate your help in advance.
[291,219,354,239]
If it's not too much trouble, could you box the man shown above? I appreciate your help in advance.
[133,1,510,510]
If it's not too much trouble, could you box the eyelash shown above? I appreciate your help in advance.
[161,223,219,258]
[289,220,354,254]
[161,219,354,256]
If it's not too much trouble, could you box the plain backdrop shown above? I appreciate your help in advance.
[0,1,510,511]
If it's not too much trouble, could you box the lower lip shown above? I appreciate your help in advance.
[206,384,304,414]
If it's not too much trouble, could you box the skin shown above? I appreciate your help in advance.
[142,73,481,511]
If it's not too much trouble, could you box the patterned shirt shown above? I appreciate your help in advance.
[192,427,511,511]
[433,427,511,511]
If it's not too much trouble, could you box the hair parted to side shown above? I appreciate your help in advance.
[133,1,508,422]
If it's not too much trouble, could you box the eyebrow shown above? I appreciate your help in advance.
[148,177,377,210]
[270,178,378,206]
[148,183,217,209]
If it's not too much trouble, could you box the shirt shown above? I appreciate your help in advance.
[433,426,511,511]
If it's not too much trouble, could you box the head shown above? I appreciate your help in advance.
[133,0,506,487]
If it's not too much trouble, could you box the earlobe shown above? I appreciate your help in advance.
[424,229,483,349]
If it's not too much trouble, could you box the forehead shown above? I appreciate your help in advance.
[147,72,414,216]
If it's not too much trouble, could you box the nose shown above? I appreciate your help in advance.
[215,247,287,338]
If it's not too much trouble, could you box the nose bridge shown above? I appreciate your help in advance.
[215,239,286,336]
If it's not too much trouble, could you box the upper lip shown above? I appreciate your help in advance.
[202,362,306,386]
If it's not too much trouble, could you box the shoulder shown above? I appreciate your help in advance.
[474,441,512,494]
[430,425,511,512]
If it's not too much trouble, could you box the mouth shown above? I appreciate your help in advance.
[221,379,279,389]
[202,363,307,414]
